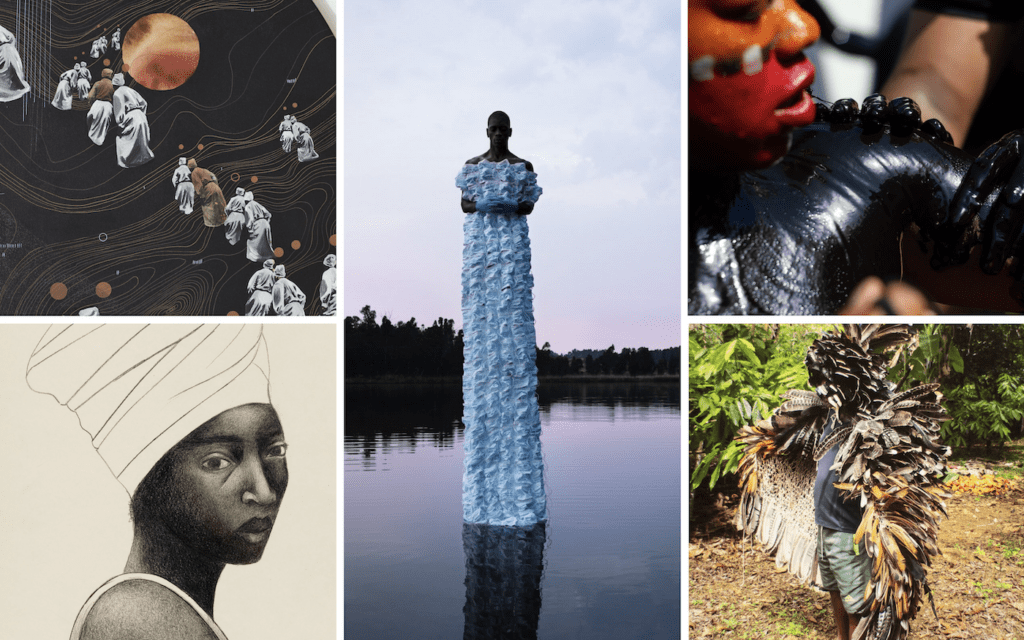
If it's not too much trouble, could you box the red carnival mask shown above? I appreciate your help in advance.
[689,0,820,170]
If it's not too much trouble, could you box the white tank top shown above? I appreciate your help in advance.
[69,573,229,640]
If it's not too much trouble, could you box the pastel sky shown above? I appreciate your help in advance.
[343,0,681,353]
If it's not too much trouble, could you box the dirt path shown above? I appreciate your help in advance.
[689,488,1024,639]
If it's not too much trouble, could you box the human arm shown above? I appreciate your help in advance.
[880,10,1017,147]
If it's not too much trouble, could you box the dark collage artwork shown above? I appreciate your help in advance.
[0,0,335,315]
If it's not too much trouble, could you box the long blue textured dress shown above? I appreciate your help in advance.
[457,160,547,527]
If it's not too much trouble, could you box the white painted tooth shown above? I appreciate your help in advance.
[690,55,714,82]
[742,44,763,76]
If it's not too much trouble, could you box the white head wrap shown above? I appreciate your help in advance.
[236,187,245,196]
[179,157,188,165]
[323,254,336,268]
[27,325,271,495]
[274,265,286,278]
[244,191,255,203]
[112,73,125,86]
[263,258,276,269]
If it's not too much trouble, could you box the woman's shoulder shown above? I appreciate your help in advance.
[79,579,220,640]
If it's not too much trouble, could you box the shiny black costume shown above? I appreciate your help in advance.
[689,97,982,314]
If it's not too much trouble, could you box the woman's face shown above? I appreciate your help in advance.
[689,0,820,170]
[160,403,289,565]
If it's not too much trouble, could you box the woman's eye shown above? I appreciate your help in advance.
[266,443,288,458]
[201,456,233,471]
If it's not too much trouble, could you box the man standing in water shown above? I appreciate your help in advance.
[457,111,546,527]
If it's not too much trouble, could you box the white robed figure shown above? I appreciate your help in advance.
[112,74,155,168]
[75,63,91,100]
[457,116,546,527]
[112,28,121,51]
[271,265,305,316]
[319,254,336,316]
[293,120,319,162]
[224,188,248,245]
[244,193,275,262]
[171,158,194,215]
[51,67,76,110]
[279,115,295,153]
[0,25,30,102]
[245,259,276,316]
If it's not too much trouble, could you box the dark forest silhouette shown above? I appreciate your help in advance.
[345,305,680,379]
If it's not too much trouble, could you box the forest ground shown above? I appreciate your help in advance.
[689,440,1024,640]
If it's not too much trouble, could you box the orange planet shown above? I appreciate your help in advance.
[122,14,200,91]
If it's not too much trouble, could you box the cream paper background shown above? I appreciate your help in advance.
[0,323,336,639]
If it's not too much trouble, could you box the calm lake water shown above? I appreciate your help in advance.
[344,381,681,640]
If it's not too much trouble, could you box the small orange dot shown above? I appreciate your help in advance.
[292,102,298,108]
[227,311,239,316]
[329,234,337,246]
[197,143,204,151]
[50,283,68,300]
[291,240,301,250]
[178,144,184,150]
[250,176,258,184]
[282,106,287,111]
[73,56,78,60]
[123,62,130,72]
[96,282,112,298]
[103,59,110,66]
[274,247,284,258]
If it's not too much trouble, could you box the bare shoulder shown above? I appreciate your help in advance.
[505,154,533,171]
[79,580,219,640]
[465,155,485,165]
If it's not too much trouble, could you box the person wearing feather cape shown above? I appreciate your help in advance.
[735,325,951,640]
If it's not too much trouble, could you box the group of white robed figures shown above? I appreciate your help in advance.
[278,115,318,162]
[51,64,153,169]
[242,254,336,317]
[89,28,119,59]
[170,160,336,316]
[172,163,274,259]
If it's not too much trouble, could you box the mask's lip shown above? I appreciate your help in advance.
[770,56,816,128]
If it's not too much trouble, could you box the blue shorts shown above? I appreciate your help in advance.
[817,526,872,615]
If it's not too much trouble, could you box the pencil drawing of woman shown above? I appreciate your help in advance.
[27,325,287,640]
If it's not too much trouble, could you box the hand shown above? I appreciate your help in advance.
[475,197,517,215]
[936,130,1024,278]
[839,277,937,315]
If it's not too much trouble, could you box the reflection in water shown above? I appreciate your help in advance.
[463,522,546,640]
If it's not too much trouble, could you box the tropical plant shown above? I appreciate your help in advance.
[689,324,832,490]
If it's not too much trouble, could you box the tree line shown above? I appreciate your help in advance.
[346,305,680,379]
